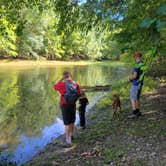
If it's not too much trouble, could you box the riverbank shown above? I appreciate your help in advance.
[0,60,124,67]
[25,81,166,166]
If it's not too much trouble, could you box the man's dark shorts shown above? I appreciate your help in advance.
[61,104,76,125]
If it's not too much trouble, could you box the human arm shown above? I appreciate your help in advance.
[128,65,140,82]
[129,71,138,81]
[53,77,65,92]
[86,98,89,105]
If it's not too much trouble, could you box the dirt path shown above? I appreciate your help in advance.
[25,83,166,166]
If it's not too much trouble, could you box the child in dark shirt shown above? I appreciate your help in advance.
[78,91,89,129]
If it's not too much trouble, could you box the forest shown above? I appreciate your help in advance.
[0,1,166,165]
[0,0,165,63]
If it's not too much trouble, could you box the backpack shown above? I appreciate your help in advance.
[64,81,80,104]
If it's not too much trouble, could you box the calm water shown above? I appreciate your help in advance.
[0,62,128,165]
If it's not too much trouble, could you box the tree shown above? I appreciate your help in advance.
[0,6,17,57]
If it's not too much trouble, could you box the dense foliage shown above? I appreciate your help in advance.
[0,0,165,61]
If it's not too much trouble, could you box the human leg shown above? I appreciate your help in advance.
[65,125,71,144]
[135,100,142,117]
[80,110,85,126]
[131,99,136,110]
[79,110,82,126]
[130,85,142,117]
[135,86,142,116]
[135,99,140,108]
[69,123,74,139]
[130,85,139,115]
[61,105,73,144]
[81,110,86,129]
[64,104,76,141]
[61,104,76,144]
[79,107,86,128]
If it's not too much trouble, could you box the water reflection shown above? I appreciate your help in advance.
[1,118,64,165]
[1,92,106,165]
[0,63,128,165]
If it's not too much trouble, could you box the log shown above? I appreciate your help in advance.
[80,84,111,91]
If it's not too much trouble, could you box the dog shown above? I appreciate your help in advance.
[112,94,121,119]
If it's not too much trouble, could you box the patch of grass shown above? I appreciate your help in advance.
[129,160,148,166]
[125,126,145,136]
[0,160,17,166]
[143,77,158,93]
[102,148,124,164]
[84,131,105,142]
[90,113,98,120]
[126,143,135,149]
[85,160,91,165]
[95,97,112,110]
[159,129,166,136]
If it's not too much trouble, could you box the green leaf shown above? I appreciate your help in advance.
[139,17,156,29]
[157,3,166,16]
[156,20,166,32]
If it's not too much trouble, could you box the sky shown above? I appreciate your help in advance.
[78,0,87,5]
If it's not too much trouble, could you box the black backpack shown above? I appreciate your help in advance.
[64,81,80,104]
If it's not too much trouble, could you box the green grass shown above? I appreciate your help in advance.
[102,147,124,163]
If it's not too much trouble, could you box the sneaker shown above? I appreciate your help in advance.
[128,114,137,119]
[133,110,137,114]
[62,142,72,148]
[71,136,74,141]
[136,111,142,117]
[128,111,142,119]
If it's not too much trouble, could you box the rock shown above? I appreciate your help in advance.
[110,161,114,165]
[150,152,157,158]
[121,156,126,162]
[52,161,59,166]
[126,156,131,161]
[162,154,166,159]
[136,148,141,151]
[131,140,135,144]
[146,143,153,147]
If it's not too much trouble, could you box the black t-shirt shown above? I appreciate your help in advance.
[79,97,88,108]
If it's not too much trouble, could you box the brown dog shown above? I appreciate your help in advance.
[112,94,121,119]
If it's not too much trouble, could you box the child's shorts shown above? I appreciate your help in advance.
[130,84,142,100]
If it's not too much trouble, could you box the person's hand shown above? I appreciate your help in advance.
[128,76,132,82]
[76,104,80,110]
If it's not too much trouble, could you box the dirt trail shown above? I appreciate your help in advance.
[25,83,166,166]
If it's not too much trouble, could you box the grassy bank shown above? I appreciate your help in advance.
[25,80,166,166]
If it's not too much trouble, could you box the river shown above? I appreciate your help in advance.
[0,62,129,165]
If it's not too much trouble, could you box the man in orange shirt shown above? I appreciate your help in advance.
[54,71,80,147]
